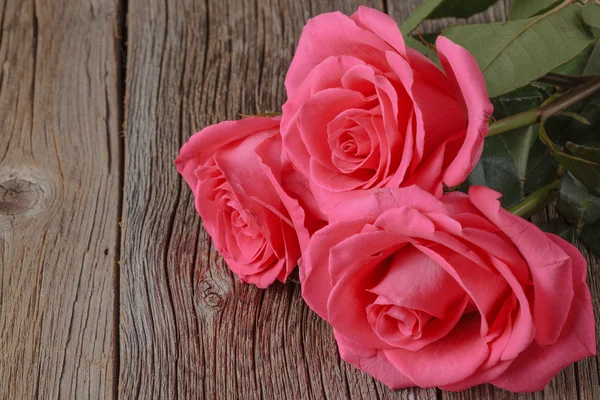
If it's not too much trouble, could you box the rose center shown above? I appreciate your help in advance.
[216,189,260,239]
[362,244,469,350]
[340,136,359,156]
[367,301,434,342]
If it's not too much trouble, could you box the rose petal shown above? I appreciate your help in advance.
[369,245,465,319]
[469,186,574,345]
[491,284,596,392]
[335,331,415,390]
[385,314,489,387]
[285,12,394,95]
[282,56,368,175]
[300,220,367,320]
[350,6,407,55]
[327,248,398,350]
[176,117,280,190]
[255,134,311,251]
[436,36,494,186]
[328,186,447,224]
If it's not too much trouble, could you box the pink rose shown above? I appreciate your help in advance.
[281,6,493,214]
[176,117,312,288]
[300,186,595,391]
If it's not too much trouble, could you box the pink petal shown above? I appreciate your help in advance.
[385,51,465,177]
[327,237,402,350]
[491,283,596,392]
[335,331,415,390]
[328,230,406,285]
[328,186,447,224]
[415,243,512,336]
[436,36,494,186]
[281,56,367,176]
[298,88,369,171]
[369,245,465,319]
[300,220,366,320]
[176,117,280,190]
[468,186,575,346]
[285,12,393,96]
[350,6,407,55]
[254,134,311,251]
[385,314,489,387]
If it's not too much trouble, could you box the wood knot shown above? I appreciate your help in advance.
[0,178,43,216]
[198,280,224,309]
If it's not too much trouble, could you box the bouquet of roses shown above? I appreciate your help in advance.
[176,2,600,392]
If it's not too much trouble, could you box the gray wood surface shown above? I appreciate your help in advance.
[0,0,121,398]
[1,0,599,399]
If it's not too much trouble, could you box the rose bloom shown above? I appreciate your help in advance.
[301,186,595,391]
[176,117,314,288]
[281,6,493,215]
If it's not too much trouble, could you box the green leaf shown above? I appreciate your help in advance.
[562,142,600,196]
[509,0,560,20]
[580,220,600,255]
[491,85,550,119]
[443,4,596,97]
[552,43,595,76]
[539,113,600,197]
[566,142,600,162]
[401,0,445,35]
[546,93,600,148]
[400,0,498,35]
[538,218,579,243]
[556,112,591,125]
[525,139,560,193]
[554,153,600,196]
[461,133,530,208]
[404,36,440,65]
[583,41,600,75]
[500,126,538,187]
[490,85,558,195]
[557,172,600,225]
[429,0,499,19]
[416,32,440,44]
[583,1,600,31]
[472,85,556,199]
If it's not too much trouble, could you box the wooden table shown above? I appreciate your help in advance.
[1,0,599,398]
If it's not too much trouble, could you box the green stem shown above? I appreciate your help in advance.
[487,109,540,137]
[488,76,600,137]
[507,179,561,217]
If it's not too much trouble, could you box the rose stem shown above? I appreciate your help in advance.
[487,109,540,137]
[536,73,596,88]
[539,76,600,118]
[487,76,600,138]
[507,179,561,217]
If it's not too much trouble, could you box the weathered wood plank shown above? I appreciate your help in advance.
[0,0,122,398]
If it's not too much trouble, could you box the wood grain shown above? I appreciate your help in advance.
[0,0,122,398]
